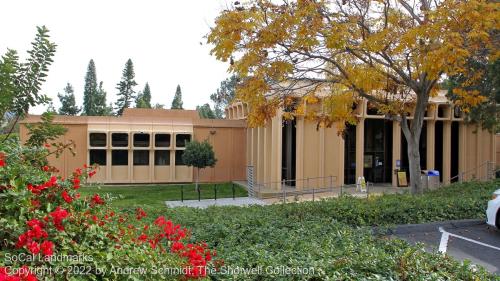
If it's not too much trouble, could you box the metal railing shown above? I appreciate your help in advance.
[450,161,497,183]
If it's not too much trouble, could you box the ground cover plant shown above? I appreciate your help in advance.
[0,139,217,280]
[80,183,248,208]
[134,180,499,280]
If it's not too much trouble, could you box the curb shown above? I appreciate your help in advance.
[374,219,485,235]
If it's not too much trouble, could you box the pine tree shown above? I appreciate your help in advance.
[57,83,80,115]
[94,81,111,115]
[82,59,99,115]
[136,82,152,108]
[115,59,137,115]
[196,103,216,119]
[171,85,183,109]
[210,75,239,118]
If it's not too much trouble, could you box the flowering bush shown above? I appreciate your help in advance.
[0,139,216,280]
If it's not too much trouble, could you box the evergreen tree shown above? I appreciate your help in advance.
[136,82,152,108]
[94,81,110,115]
[196,103,216,119]
[210,75,239,118]
[82,59,99,115]
[171,85,183,109]
[153,103,164,109]
[57,83,80,115]
[115,59,137,115]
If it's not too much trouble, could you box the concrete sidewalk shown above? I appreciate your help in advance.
[165,197,268,208]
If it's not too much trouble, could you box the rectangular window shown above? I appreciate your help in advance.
[154,150,170,165]
[112,133,128,147]
[89,150,106,165]
[155,134,171,147]
[133,150,149,165]
[112,150,128,165]
[175,150,186,166]
[133,133,150,147]
[175,134,191,148]
[89,133,106,147]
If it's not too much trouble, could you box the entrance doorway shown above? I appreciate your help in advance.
[281,119,296,186]
[363,119,393,183]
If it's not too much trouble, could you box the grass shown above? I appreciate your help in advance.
[79,182,248,208]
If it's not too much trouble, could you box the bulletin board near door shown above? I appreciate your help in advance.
[397,171,408,187]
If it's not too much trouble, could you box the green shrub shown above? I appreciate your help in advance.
[0,139,215,280]
[138,180,499,280]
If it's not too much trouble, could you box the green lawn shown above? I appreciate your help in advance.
[79,182,248,208]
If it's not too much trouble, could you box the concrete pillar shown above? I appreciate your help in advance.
[295,117,304,189]
[426,120,435,170]
[459,122,467,180]
[263,121,272,186]
[355,118,365,180]
[319,126,325,187]
[257,127,265,184]
[392,121,401,187]
[270,112,282,190]
[442,121,452,184]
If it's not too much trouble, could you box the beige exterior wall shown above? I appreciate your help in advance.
[20,109,247,184]
[232,98,496,190]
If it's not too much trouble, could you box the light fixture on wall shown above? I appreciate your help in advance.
[210,130,216,135]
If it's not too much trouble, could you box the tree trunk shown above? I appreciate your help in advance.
[195,168,199,192]
[400,87,430,194]
[406,134,423,194]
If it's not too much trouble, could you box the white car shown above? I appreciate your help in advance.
[486,189,500,228]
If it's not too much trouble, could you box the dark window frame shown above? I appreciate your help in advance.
[133,133,150,148]
[89,149,107,165]
[133,150,150,166]
[175,134,191,148]
[155,133,171,148]
[89,133,107,147]
[111,150,128,166]
[154,150,170,166]
[175,150,186,166]
[111,133,129,147]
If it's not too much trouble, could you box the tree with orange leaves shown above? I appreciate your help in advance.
[208,0,499,193]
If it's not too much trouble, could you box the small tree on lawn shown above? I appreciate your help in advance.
[182,140,217,192]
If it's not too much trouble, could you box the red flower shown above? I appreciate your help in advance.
[42,165,49,172]
[135,208,147,220]
[171,241,184,253]
[91,194,105,205]
[44,143,51,148]
[72,178,81,189]
[137,234,148,242]
[49,206,69,231]
[40,240,54,256]
[30,200,41,209]
[0,152,6,168]
[0,266,38,281]
[89,170,96,178]
[27,241,40,254]
[61,191,72,203]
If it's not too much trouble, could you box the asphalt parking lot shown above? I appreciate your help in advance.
[389,220,500,274]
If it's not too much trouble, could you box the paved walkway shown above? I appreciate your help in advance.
[165,197,268,208]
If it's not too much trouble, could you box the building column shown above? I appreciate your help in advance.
[263,121,272,187]
[295,117,304,190]
[392,121,401,187]
[442,121,452,184]
[426,120,435,170]
[319,126,325,188]
[270,112,282,190]
[355,118,365,181]
[459,122,467,180]
[256,127,265,184]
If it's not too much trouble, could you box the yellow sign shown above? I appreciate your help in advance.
[397,171,408,187]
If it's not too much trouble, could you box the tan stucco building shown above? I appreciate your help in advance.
[21,92,496,188]
[226,91,496,190]
[20,109,247,184]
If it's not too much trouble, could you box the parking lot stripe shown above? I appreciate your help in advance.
[439,227,500,252]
